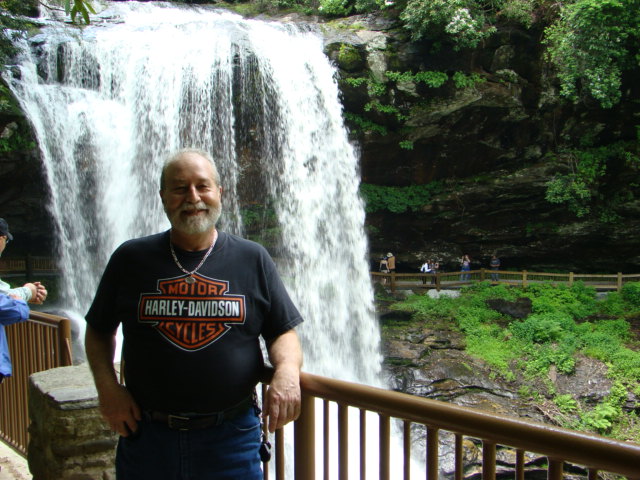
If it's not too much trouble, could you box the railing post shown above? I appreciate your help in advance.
[58,318,73,366]
[482,441,496,479]
[480,268,485,281]
[379,414,390,480]
[547,458,564,480]
[569,271,574,287]
[338,403,348,480]
[295,393,316,480]
[435,272,441,291]
[426,427,439,480]
[617,272,623,292]
[522,270,528,288]
[390,272,396,293]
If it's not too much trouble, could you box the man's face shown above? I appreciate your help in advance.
[160,153,222,235]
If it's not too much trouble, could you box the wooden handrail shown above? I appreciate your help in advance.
[258,368,640,479]
[372,269,640,292]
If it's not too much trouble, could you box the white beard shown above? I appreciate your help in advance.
[166,202,221,235]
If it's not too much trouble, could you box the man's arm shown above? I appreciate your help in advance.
[85,325,141,437]
[264,329,303,433]
[0,294,29,325]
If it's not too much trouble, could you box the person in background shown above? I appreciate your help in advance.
[0,218,47,304]
[460,254,471,281]
[386,252,396,273]
[431,259,439,284]
[84,148,303,479]
[379,255,389,284]
[490,254,501,282]
[420,260,431,284]
[0,293,30,384]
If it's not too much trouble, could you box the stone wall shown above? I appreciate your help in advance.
[28,365,116,480]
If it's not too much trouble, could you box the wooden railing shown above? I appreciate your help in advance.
[262,371,640,480]
[0,311,73,455]
[0,256,58,275]
[1,312,639,479]
[373,269,640,293]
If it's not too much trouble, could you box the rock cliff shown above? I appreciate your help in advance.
[320,11,640,274]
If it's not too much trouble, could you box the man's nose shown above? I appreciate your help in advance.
[185,185,200,203]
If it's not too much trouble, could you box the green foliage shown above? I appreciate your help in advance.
[392,281,640,388]
[581,403,619,433]
[359,182,443,213]
[399,140,414,150]
[523,282,597,319]
[354,0,386,13]
[386,70,449,88]
[543,0,640,108]
[337,44,362,68]
[0,124,36,152]
[318,0,352,17]
[452,71,485,89]
[65,0,97,24]
[621,282,640,307]
[510,312,575,344]
[555,394,578,414]
[545,142,639,219]
[344,112,388,136]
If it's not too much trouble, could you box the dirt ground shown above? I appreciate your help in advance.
[0,442,30,480]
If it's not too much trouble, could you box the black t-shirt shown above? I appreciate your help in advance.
[86,230,303,413]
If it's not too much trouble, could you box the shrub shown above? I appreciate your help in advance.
[621,282,640,308]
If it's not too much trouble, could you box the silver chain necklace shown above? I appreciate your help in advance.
[169,231,218,284]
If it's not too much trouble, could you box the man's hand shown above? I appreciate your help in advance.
[265,329,303,433]
[263,365,301,433]
[23,282,47,304]
[98,383,141,437]
[85,325,140,437]
[32,282,47,304]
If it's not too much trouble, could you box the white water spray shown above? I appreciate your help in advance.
[4,2,409,477]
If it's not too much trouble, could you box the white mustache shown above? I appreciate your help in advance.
[180,202,208,213]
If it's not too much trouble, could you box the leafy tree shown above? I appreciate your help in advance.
[544,0,640,108]
[400,0,538,49]
[401,0,495,49]
[545,141,639,219]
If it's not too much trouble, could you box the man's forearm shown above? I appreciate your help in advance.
[85,325,119,392]
[267,329,303,374]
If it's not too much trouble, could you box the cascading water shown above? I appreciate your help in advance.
[4,1,417,477]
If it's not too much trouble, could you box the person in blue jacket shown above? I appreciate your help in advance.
[0,293,30,384]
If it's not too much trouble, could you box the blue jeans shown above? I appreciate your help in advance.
[116,407,262,480]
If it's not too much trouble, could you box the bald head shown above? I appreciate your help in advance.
[160,148,221,192]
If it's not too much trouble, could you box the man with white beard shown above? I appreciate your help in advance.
[85,148,303,479]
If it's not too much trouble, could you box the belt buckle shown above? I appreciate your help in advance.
[167,414,191,430]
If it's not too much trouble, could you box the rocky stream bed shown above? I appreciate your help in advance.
[378,290,639,479]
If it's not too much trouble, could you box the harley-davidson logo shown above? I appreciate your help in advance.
[138,273,246,351]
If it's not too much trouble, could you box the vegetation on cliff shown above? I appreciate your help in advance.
[387,282,640,442]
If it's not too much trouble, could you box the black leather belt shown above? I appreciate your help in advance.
[147,397,253,430]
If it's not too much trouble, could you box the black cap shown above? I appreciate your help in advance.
[0,218,13,241]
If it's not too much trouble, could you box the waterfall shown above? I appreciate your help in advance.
[4,2,400,476]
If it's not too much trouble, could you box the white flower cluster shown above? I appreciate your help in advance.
[445,7,475,35]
